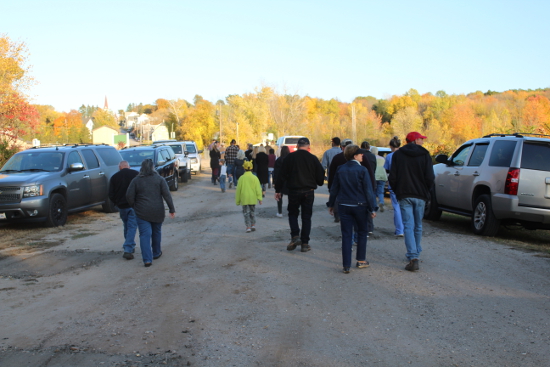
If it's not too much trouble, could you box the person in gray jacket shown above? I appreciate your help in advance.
[126,159,176,267]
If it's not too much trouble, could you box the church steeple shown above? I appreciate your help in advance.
[104,96,109,110]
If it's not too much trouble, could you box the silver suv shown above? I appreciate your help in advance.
[425,133,550,236]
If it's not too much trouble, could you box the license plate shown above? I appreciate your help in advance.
[0,213,6,219]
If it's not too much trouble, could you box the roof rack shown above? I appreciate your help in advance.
[482,133,550,139]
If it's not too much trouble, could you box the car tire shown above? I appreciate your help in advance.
[181,170,188,183]
[424,188,442,221]
[45,193,68,227]
[188,170,192,180]
[102,197,118,213]
[471,194,500,236]
[170,172,179,191]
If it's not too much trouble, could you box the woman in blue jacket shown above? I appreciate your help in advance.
[328,144,377,273]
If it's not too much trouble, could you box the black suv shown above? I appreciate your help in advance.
[0,144,122,227]
[119,145,179,191]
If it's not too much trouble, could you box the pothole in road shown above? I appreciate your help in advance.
[0,250,121,280]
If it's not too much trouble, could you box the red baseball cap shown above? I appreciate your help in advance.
[406,132,427,143]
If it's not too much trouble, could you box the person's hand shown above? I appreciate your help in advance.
[259,200,263,205]
[328,207,334,216]
[275,193,282,201]
[170,212,176,219]
[371,212,376,219]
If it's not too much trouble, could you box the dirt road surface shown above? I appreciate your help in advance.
[1,171,550,366]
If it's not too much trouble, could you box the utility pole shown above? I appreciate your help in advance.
[218,103,223,144]
[351,104,357,144]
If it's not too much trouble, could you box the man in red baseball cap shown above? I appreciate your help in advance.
[388,131,434,272]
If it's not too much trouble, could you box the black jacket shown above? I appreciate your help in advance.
[275,149,324,193]
[108,168,139,209]
[388,143,435,201]
[255,152,269,184]
[272,156,289,195]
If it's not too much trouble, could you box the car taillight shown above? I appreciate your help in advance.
[505,168,520,195]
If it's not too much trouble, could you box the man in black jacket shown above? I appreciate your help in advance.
[108,161,139,260]
[389,132,435,272]
[275,137,324,252]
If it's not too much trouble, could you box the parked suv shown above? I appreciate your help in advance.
[276,136,305,155]
[425,133,550,236]
[155,141,191,182]
[0,144,122,227]
[183,141,202,174]
[119,145,179,191]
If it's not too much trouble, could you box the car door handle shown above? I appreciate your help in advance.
[473,171,480,176]
[454,171,460,176]
[99,172,105,176]
[83,175,90,179]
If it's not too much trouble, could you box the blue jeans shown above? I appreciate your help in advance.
[268,168,274,187]
[339,205,368,268]
[226,164,234,185]
[219,174,226,190]
[136,217,163,264]
[398,197,426,260]
[287,190,315,244]
[118,207,137,253]
[389,189,404,235]
[375,180,386,205]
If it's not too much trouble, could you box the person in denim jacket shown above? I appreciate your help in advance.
[327,144,377,274]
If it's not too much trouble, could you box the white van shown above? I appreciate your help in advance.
[276,136,306,155]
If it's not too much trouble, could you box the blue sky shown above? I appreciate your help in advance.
[4,0,550,113]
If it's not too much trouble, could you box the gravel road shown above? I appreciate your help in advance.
[1,171,550,367]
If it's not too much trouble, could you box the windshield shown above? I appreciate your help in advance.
[1,151,64,172]
[119,150,154,166]
[185,144,197,153]
[169,145,182,154]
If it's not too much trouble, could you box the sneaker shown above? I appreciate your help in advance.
[395,233,404,237]
[301,243,311,252]
[222,188,225,193]
[287,236,301,251]
[356,261,370,268]
[153,251,162,260]
[123,252,134,260]
[229,182,233,188]
[276,213,283,218]
[251,226,256,232]
[144,262,152,267]
[343,267,350,274]
[334,218,340,223]
[246,228,252,233]
[379,204,385,212]
[405,259,419,271]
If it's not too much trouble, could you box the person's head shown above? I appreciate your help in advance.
[269,148,275,155]
[297,137,310,151]
[243,160,253,171]
[344,144,362,162]
[139,158,156,176]
[212,141,220,151]
[119,160,130,170]
[265,145,272,152]
[230,139,236,145]
[361,141,371,150]
[237,149,246,160]
[252,146,259,158]
[389,136,401,151]
[370,146,378,155]
[406,132,427,145]
[257,145,266,154]
[219,158,225,165]
[341,139,353,151]
[247,143,253,150]
[280,145,291,158]
[331,137,341,147]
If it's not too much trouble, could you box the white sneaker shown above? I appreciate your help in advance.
[246,228,251,233]
[276,213,283,218]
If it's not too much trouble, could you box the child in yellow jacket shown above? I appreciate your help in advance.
[235,160,263,232]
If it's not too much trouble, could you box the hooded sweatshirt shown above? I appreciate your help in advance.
[388,143,434,201]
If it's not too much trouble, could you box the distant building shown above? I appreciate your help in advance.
[92,126,119,146]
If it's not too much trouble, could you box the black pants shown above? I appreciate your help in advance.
[277,194,284,214]
[287,190,315,244]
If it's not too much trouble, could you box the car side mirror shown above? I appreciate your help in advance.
[184,151,189,157]
[435,154,450,165]
[68,162,85,172]
[157,160,166,166]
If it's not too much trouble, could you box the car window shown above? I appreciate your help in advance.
[284,137,301,145]
[165,148,176,160]
[489,140,517,167]
[451,144,472,166]
[97,148,121,166]
[468,144,489,166]
[185,144,197,153]
[169,144,182,154]
[158,149,170,163]
[67,151,84,166]
[119,150,154,166]
[81,149,100,169]
[521,141,550,171]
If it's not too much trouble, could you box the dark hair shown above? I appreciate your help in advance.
[280,145,291,158]
[139,159,156,176]
[361,141,370,149]
[269,148,275,154]
[389,136,401,148]
[344,144,360,161]
[332,137,341,146]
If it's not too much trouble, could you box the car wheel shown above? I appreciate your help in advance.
[424,188,442,221]
[102,197,118,213]
[471,194,500,236]
[188,170,192,180]
[45,193,67,227]
[170,172,179,191]
[181,170,188,183]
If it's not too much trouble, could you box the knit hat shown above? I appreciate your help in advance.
[243,160,253,171]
